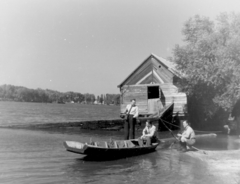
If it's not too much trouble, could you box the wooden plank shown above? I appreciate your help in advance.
[121,102,148,106]
[122,99,148,103]
[140,74,154,84]
[153,59,174,83]
[122,84,160,87]
[120,83,187,115]
[122,86,148,110]
[121,106,148,112]
[152,76,166,84]
[124,141,127,148]
[152,58,174,79]
[124,61,153,85]
[120,104,148,113]
[121,103,148,109]
[127,64,153,85]
[105,142,108,148]
[148,98,160,114]
[114,141,118,148]
[153,68,172,83]
[123,94,147,102]
[123,92,148,97]
[159,83,177,88]
[121,85,148,92]
[159,83,178,93]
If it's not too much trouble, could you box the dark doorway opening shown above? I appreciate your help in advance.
[148,86,159,99]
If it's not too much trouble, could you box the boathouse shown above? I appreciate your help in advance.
[118,54,187,127]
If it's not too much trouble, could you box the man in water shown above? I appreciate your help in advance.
[138,120,157,146]
[177,120,196,151]
[124,99,139,140]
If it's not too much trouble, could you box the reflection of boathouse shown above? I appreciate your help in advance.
[118,54,187,129]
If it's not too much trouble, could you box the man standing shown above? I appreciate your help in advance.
[124,99,138,140]
[177,121,196,151]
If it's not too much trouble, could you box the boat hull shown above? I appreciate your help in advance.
[64,140,159,159]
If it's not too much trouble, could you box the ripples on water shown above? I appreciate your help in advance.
[0,102,239,184]
[0,128,219,184]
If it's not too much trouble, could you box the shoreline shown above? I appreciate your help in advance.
[0,119,125,130]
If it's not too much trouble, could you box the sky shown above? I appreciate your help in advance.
[0,0,240,95]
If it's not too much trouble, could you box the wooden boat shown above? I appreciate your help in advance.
[64,139,160,159]
[63,104,173,159]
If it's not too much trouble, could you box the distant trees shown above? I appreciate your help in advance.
[105,94,120,105]
[94,94,120,105]
[84,93,95,104]
[0,84,120,105]
[172,13,240,126]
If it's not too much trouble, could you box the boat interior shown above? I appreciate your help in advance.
[87,139,158,148]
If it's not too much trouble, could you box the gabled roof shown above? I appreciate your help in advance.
[118,53,181,88]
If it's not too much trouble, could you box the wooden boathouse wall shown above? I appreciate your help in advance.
[118,54,187,120]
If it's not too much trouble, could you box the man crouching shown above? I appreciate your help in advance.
[177,120,196,151]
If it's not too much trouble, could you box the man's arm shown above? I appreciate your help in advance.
[125,104,130,113]
[144,126,156,137]
[142,127,147,136]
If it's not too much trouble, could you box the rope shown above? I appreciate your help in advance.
[160,118,221,133]
[160,118,181,128]
[159,118,179,141]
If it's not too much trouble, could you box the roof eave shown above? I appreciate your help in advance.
[117,53,182,88]
[117,54,153,88]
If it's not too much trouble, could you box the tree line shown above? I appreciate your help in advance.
[0,84,120,105]
[171,12,240,128]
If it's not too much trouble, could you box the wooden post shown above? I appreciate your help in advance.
[114,141,118,148]
[124,141,128,148]
[105,142,108,148]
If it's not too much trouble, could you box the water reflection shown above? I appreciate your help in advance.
[64,152,160,184]
[0,128,239,184]
[226,135,240,150]
[63,148,213,184]
[195,134,240,150]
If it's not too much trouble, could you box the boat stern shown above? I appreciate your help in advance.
[64,141,87,154]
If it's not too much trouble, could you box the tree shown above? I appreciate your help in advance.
[172,13,240,126]
[0,84,118,106]
[97,96,100,103]
[99,94,104,104]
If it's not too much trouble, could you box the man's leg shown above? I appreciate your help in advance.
[186,139,196,149]
[124,120,129,140]
[145,137,151,146]
[129,116,136,139]
[179,137,187,151]
[138,138,144,147]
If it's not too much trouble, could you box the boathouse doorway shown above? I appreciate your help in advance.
[147,86,164,114]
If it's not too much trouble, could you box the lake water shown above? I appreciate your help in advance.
[0,102,120,126]
[0,101,239,184]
